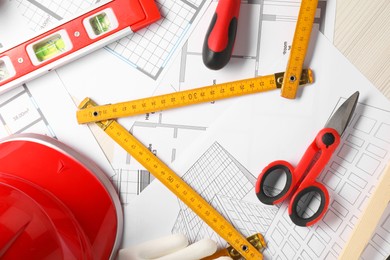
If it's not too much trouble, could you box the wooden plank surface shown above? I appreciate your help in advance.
[334,0,390,99]
[338,163,390,259]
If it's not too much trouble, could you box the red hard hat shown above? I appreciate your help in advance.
[0,134,122,259]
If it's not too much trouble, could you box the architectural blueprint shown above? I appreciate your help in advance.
[106,0,210,79]
[56,0,335,205]
[172,142,280,246]
[13,0,96,31]
[0,1,33,51]
[122,33,390,259]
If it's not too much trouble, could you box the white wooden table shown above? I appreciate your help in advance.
[334,0,390,99]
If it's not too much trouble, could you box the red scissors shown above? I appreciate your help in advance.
[256,92,359,227]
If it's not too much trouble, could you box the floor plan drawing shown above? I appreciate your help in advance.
[13,0,96,31]
[0,85,55,138]
[131,111,208,163]
[106,0,210,79]
[107,111,208,204]
[110,168,154,205]
[172,142,279,246]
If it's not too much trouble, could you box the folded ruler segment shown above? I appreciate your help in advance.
[77,69,313,124]
[0,0,160,94]
[281,0,318,99]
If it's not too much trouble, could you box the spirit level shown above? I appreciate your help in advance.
[0,0,160,94]
[77,69,313,123]
[78,98,265,259]
[281,0,318,99]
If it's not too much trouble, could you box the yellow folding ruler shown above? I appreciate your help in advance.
[77,70,313,259]
[281,0,318,99]
[79,98,264,259]
[77,69,312,123]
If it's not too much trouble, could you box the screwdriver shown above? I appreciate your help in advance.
[202,0,240,70]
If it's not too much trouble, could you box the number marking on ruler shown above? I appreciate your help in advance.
[281,0,318,99]
[79,98,264,259]
[77,70,313,123]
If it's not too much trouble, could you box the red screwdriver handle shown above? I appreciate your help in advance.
[202,0,241,70]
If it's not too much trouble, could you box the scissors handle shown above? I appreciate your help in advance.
[255,160,296,205]
[289,182,329,226]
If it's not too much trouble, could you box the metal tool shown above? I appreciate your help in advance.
[0,0,160,94]
[202,0,241,70]
[281,0,319,99]
[76,69,313,123]
[256,91,359,226]
[0,133,122,259]
[78,98,265,259]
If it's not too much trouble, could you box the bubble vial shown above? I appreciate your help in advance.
[90,13,111,35]
[33,34,66,62]
[0,60,10,82]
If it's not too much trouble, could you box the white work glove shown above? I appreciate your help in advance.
[117,234,232,260]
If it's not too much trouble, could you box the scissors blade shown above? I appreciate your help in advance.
[325,91,359,136]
